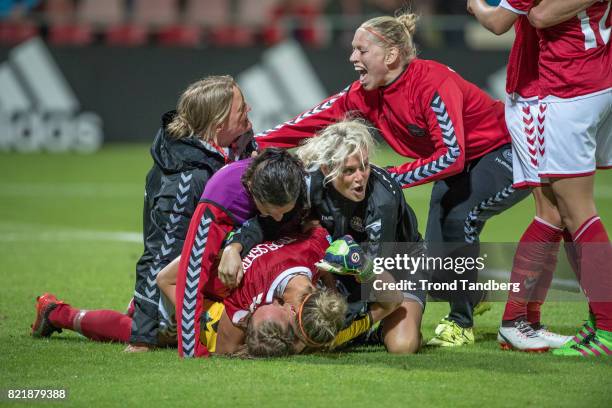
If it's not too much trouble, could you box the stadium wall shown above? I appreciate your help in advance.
[0,43,509,144]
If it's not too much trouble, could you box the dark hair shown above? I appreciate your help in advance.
[242,148,306,206]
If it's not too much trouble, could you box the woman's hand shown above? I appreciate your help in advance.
[218,243,244,288]
[124,343,153,353]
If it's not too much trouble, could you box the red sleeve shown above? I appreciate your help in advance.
[388,78,466,188]
[255,85,354,149]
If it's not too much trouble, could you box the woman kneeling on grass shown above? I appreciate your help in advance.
[32,150,348,357]
[31,75,254,353]
[222,119,422,353]
[123,75,255,353]
[255,10,533,347]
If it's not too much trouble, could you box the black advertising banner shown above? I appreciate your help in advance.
[0,41,508,146]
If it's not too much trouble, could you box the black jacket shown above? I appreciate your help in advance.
[130,111,253,345]
[306,165,422,257]
[235,165,422,259]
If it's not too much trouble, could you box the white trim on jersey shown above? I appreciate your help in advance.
[265,266,313,304]
[542,86,612,103]
[578,10,598,50]
[598,1,611,45]
[499,0,528,15]
[232,310,249,325]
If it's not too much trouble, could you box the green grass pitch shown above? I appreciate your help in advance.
[1,145,611,407]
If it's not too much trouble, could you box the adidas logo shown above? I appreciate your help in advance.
[0,37,103,153]
[236,40,327,133]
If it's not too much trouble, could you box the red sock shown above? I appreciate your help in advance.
[574,216,612,331]
[49,304,132,342]
[502,217,563,323]
[49,303,79,330]
[527,240,561,326]
[563,228,595,320]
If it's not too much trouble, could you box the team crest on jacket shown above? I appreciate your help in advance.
[350,216,364,232]
[502,148,513,163]
[407,124,426,138]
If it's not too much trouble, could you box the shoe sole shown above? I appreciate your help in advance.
[498,342,549,353]
[551,350,584,357]
[540,341,572,349]
[428,343,471,347]
[427,339,473,347]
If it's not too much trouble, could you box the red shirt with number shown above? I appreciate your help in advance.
[543,0,610,99]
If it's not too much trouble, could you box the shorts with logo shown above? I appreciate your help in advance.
[539,89,612,178]
[505,95,545,188]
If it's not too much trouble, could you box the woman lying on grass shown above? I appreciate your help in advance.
[31,226,348,358]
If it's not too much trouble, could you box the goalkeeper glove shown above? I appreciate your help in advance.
[315,235,375,283]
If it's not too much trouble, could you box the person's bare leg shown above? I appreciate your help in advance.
[382,300,423,354]
[550,176,596,233]
[533,186,561,226]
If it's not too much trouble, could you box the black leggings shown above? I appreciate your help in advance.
[425,144,530,327]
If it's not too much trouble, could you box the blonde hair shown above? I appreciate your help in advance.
[245,319,296,358]
[298,289,347,346]
[296,119,376,184]
[167,75,236,141]
[244,289,347,356]
[360,11,419,64]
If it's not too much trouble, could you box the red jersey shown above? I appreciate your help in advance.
[500,0,540,99]
[256,59,510,188]
[211,227,330,324]
[538,1,611,99]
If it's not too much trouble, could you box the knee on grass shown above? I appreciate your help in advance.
[384,331,421,354]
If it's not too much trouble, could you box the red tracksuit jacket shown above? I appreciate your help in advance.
[256,59,510,188]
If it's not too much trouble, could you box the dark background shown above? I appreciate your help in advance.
[0,45,508,142]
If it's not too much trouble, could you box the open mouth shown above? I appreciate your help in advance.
[353,186,365,194]
[355,67,367,83]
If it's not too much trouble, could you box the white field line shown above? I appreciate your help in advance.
[1,181,611,200]
[0,223,142,243]
[0,222,585,292]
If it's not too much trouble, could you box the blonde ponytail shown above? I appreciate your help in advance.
[166,114,193,138]
[360,11,419,64]
[396,12,418,37]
